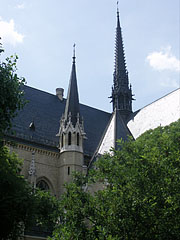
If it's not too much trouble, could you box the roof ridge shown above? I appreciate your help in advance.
[137,88,180,111]
[24,85,111,114]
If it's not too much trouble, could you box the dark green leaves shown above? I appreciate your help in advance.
[0,147,60,240]
[51,120,180,240]
[0,50,26,139]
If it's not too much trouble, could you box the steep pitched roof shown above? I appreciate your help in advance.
[88,108,132,168]
[8,85,111,156]
[114,109,133,148]
[98,109,132,154]
[127,88,180,139]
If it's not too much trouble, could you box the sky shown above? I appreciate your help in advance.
[0,0,179,113]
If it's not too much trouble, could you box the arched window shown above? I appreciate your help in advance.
[68,166,70,175]
[68,132,71,145]
[61,133,64,148]
[36,180,49,191]
[77,133,79,146]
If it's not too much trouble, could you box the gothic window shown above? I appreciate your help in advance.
[36,180,49,191]
[77,133,79,146]
[68,166,70,175]
[61,133,64,148]
[68,132,71,145]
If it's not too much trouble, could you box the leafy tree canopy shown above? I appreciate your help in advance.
[0,42,26,139]
[51,120,180,240]
[0,146,60,239]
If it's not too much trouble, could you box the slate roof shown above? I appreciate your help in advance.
[8,85,111,156]
[88,108,133,168]
[114,109,133,148]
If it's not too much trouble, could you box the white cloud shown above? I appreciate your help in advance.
[16,3,25,9]
[0,17,24,46]
[146,46,180,72]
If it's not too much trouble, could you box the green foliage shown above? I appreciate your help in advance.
[0,46,26,138]
[0,146,60,240]
[31,189,60,230]
[51,120,180,240]
[0,38,4,54]
[0,146,33,239]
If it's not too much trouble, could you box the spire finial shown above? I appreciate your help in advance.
[117,1,119,17]
[73,43,76,63]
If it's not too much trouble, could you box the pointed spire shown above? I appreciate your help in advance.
[64,44,81,126]
[111,4,134,117]
[114,2,127,76]
[116,1,120,27]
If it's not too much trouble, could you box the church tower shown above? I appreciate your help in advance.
[57,45,86,194]
[88,6,134,169]
[111,5,134,121]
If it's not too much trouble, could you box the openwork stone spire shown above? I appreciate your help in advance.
[111,4,134,118]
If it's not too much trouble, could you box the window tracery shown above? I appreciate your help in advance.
[36,180,49,191]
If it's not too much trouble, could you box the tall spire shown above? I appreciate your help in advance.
[115,2,127,74]
[111,3,134,119]
[64,44,81,126]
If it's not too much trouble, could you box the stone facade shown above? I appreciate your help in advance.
[9,143,59,196]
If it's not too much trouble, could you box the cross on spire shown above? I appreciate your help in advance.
[117,1,119,15]
[73,43,76,63]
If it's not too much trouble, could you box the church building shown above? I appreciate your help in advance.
[5,7,180,238]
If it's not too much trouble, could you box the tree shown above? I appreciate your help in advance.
[0,146,60,239]
[0,44,60,239]
[51,120,180,240]
[0,38,4,54]
[0,42,26,140]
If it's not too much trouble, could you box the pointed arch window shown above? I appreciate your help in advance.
[77,133,79,146]
[36,180,49,191]
[68,132,71,145]
[68,166,70,175]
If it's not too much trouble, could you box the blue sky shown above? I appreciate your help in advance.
[0,0,179,113]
